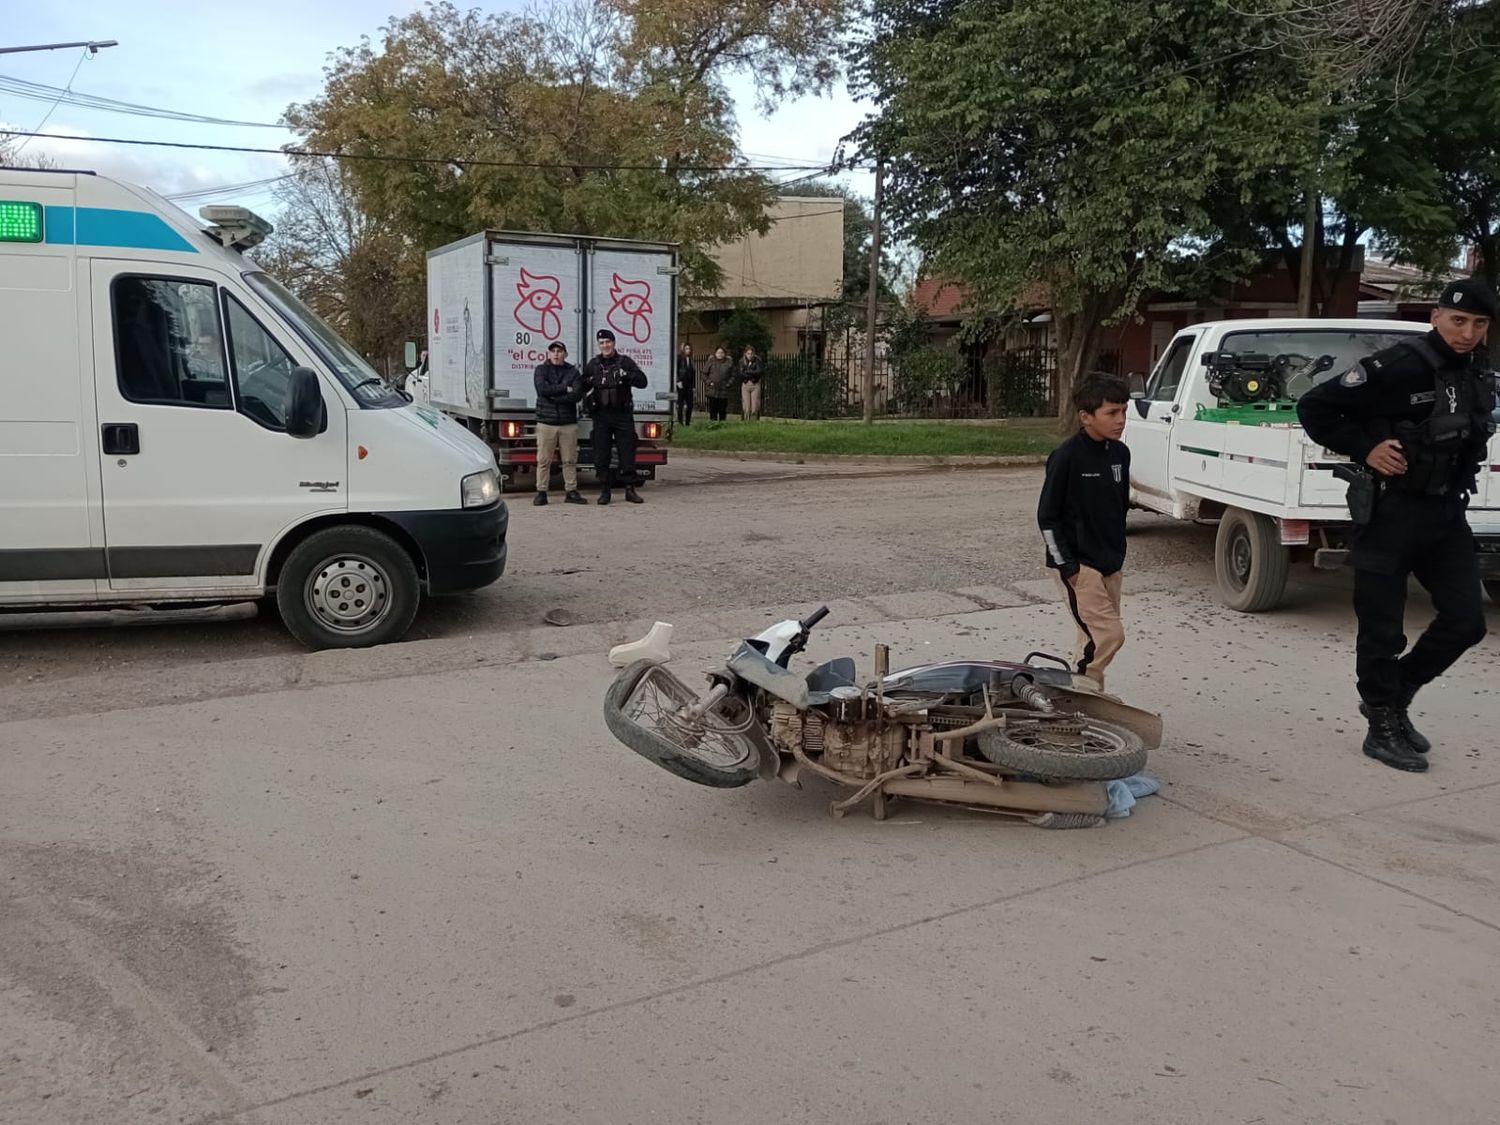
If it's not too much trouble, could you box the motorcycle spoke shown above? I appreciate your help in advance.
[1007,720,1125,758]
[625,668,755,768]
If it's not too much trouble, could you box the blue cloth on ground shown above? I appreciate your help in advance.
[1104,773,1161,819]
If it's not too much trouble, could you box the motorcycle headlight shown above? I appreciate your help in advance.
[462,469,500,508]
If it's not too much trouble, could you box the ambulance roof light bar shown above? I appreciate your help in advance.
[199,205,273,251]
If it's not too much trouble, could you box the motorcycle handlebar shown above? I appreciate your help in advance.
[801,605,830,629]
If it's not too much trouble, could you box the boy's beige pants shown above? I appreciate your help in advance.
[1056,566,1124,687]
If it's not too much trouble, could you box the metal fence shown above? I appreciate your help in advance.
[686,346,1060,421]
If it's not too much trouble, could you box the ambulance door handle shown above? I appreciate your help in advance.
[102,423,140,456]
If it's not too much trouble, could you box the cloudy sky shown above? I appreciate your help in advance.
[1,1,874,218]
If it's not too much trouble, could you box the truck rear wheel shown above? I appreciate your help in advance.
[276,527,421,649]
[1215,508,1289,613]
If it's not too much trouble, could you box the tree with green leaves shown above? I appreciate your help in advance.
[1358,0,1500,291]
[718,301,775,358]
[853,0,1318,426]
[284,0,845,298]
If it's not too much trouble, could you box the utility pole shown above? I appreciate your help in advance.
[862,159,884,424]
[1298,188,1318,318]
[0,40,117,56]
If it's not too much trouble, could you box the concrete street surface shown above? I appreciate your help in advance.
[2,457,1499,1124]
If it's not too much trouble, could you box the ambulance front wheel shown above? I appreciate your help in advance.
[276,527,421,649]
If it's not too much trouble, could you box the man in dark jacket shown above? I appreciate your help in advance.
[1297,278,1495,772]
[676,342,697,426]
[582,329,649,505]
[532,342,587,506]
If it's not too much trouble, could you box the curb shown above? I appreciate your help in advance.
[667,448,1050,467]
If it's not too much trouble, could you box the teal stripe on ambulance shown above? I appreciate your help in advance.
[43,206,196,253]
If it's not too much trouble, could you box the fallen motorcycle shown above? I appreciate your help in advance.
[602,607,1163,824]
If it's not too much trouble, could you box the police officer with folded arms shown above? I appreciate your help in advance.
[1298,279,1496,772]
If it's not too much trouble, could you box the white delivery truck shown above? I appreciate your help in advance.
[416,230,678,490]
[1125,317,1500,611]
[0,167,507,649]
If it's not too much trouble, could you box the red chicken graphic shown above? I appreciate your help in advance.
[606,274,653,343]
[514,269,563,341]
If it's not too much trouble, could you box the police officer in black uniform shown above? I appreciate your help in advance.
[582,328,649,505]
[1298,278,1496,772]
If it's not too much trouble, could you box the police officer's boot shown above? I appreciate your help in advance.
[624,486,643,504]
[597,488,612,506]
[1361,706,1428,773]
[1359,691,1431,754]
[1394,687,1432,754]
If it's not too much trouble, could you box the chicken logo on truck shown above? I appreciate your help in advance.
[607,274,653,343]
[514,268,564,341]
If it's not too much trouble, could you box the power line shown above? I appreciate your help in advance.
[0,128,841,174]
[0,72,281,128]
[13,50,90,155]
[165,174,294,202]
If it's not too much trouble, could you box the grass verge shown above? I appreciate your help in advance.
[669,417,1061,457]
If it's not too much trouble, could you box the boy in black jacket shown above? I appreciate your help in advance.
[1037,373,1132,687]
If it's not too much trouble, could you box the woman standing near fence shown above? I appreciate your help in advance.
[704,346,736,422]
[675,342,697,426]
[738,345,764,420]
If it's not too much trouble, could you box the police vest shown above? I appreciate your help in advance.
[1384,338,1488,497]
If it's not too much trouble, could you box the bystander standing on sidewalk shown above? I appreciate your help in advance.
[704,346,736,422]
[675,342,697,426]
[738,344,764,420]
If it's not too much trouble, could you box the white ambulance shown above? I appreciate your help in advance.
[0,167,507,649]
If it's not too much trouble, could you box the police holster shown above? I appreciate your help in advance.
[1334,463,1377,526]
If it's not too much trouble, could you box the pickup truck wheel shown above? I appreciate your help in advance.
[1215,508,1289,613]
[276,527,421,649]
[1485,580,1500,605]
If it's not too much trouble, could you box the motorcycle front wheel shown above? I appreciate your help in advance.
[977,717,1146,781]
[603,661,761,788]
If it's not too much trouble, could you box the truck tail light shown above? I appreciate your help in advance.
[1279,519,1310,546]
[643,422,662,439]
[502,420,524,439]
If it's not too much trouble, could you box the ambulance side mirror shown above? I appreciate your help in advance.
[285,367,325,439]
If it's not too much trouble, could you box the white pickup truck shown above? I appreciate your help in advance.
[1125,318,1500,611]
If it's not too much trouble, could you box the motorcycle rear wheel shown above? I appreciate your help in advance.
[603,661,761,788]
[977,716,1146,781]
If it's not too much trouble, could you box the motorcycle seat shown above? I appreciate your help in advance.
[805,657,857,694]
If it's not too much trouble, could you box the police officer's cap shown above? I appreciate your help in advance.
[1437,278,1497,319]
[596,328,616,342]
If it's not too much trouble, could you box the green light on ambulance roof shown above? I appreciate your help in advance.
[0,201,44,243]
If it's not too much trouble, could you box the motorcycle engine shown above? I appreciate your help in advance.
[769,702,907,779]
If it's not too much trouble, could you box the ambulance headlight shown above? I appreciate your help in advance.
[462,469,500,508]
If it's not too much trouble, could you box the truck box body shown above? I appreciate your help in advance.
[425,231,677,484]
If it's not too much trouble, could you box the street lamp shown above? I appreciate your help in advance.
[0,40,118,56]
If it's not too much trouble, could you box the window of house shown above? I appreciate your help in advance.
[111,276,230,408]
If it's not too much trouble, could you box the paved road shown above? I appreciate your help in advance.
[0,455,1219,689]
[4,458,1499,1124]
